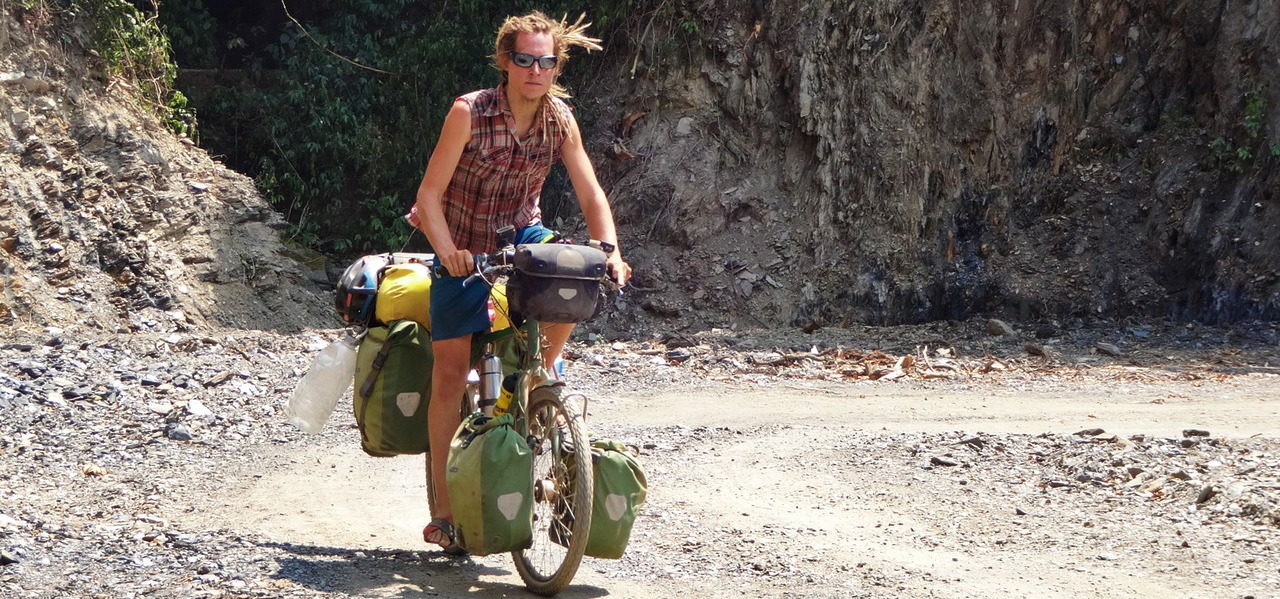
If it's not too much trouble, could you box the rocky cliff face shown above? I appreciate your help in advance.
[589,0,1278,329]
[3,3,1276,337]
[0,12,331,334]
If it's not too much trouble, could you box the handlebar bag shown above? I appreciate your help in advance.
[446,412,534,555]
[508,244,608,323]
[353,320,433,456]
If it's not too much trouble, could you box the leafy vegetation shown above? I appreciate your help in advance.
[11,0,195,137]
[19,0,704,255]
[1208,88,1277,174]
[157,0,652,255]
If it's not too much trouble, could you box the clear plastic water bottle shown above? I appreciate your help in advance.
[287,335,358,433]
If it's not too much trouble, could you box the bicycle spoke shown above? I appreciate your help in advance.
[513,391,592,595]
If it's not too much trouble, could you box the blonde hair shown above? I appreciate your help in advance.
[492,11,602,100]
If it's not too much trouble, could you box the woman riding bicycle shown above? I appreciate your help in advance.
[408,11,630,551]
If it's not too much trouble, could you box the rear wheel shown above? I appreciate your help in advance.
[513,386,593,596]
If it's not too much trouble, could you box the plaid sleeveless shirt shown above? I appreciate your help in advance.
[442,86,571,253]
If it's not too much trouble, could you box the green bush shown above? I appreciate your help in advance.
[13,0,194,138]
[161,0,642,255]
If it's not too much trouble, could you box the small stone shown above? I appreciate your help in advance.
[675,117,695,136]
[1196,485,1217,504]
[147,402,173,415]
[1024,342,1051,357]
[986,318,1016,337]
[0,550,19,565]
[1074,428,1105,437]
[22,77,52,93]
[930,456,959,467]
[166,423,194,441]
[42,392,68,408]
[666,348,692,363]
[661,332,697,348]
[186,400,214,419]
[1094,342,1122,356]
[1182,429,1210,438]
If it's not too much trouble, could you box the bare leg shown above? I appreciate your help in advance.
[426,333,472,541]
[540,322,573,380]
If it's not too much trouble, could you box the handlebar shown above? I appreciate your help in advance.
[429,250,515,284]
[431,240,622,291]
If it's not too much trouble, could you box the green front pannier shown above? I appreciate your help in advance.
[353,320,432,456]
[445,412,533,556]
[583,440,646,558]
[555,439,648,558]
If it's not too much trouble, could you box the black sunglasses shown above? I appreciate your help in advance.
[510,51,558,70]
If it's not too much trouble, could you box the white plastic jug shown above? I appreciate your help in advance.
[286,335,358,433]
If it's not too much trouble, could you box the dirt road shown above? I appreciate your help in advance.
[188,373,1280,598]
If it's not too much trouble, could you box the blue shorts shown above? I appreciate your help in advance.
[429,223,558,340]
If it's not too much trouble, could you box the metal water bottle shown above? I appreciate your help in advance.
[478,349,501,416]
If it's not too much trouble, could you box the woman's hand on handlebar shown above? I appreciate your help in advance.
[440,249,474,277]
[606,253,631,288]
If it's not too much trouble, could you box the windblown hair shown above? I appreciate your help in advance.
[492,11,602,100]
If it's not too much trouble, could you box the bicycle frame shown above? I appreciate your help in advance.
[476,312,550,429]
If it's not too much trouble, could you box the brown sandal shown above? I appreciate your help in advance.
[423,518,457,550]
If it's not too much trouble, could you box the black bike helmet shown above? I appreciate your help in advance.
[334,254,390,325]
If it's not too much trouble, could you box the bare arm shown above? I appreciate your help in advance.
[415,99,473,276]
[561,112,631,286]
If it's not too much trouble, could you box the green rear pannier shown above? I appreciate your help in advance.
[583,440,646,558]
[353,320,432,456]
[445,412,533,556]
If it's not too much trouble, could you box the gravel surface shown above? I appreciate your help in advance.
[1,319,1277,598]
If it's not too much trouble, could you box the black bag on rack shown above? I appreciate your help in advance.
[507,244,608,323]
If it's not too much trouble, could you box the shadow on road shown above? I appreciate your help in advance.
[262,541,610,598]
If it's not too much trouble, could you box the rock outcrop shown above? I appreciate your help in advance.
[0,12,331,333]
[592,0,1278,328]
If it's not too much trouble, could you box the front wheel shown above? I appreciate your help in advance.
[513,386,593,596]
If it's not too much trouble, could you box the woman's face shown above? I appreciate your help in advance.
[502,31,558,103]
